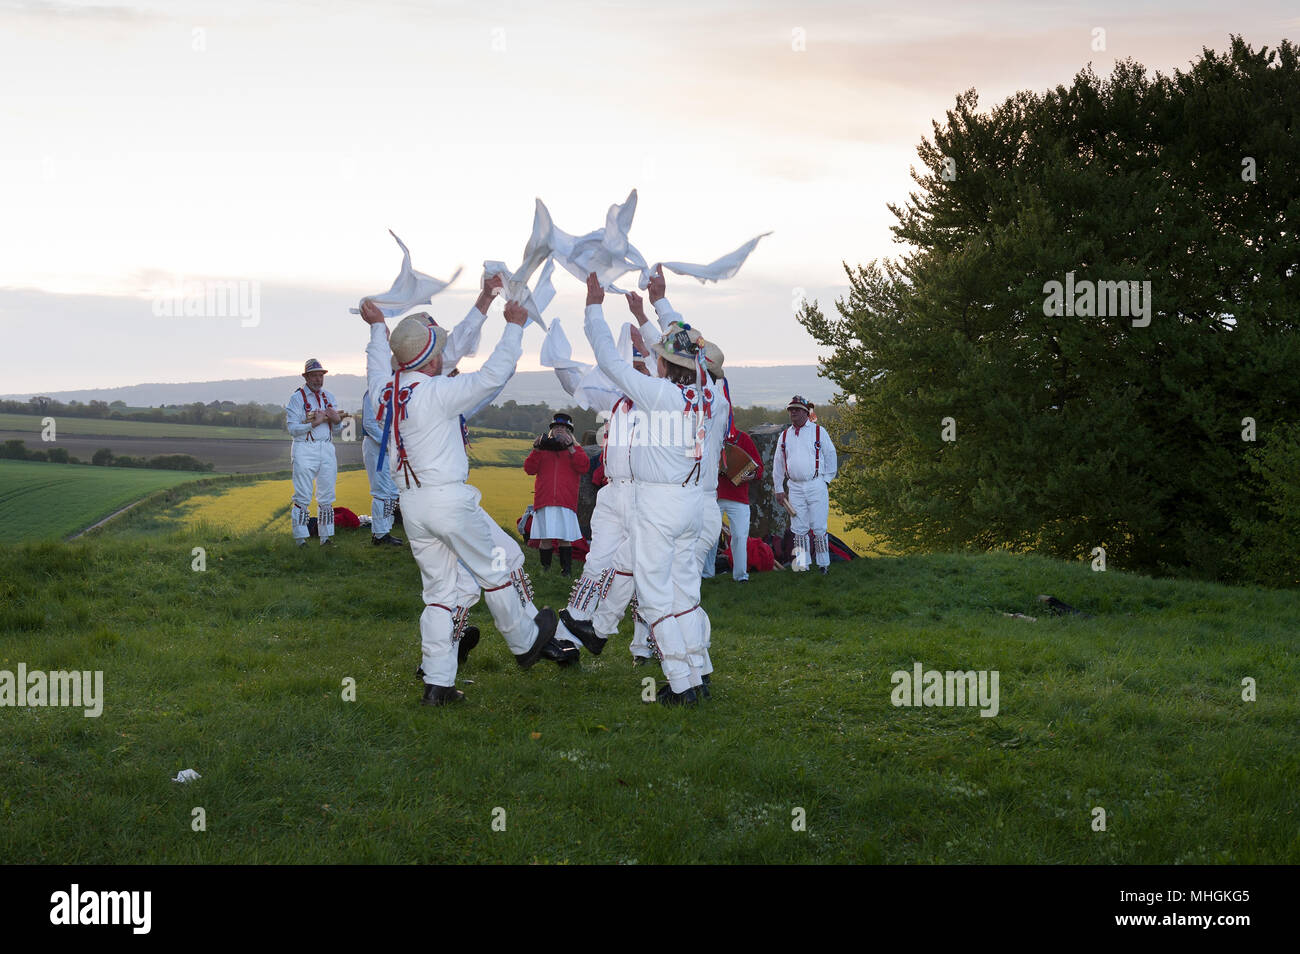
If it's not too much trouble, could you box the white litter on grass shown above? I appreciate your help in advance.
[172,769,201,783]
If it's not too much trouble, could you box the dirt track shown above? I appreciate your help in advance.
[0,431,364,474]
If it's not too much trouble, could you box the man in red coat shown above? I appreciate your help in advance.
[523,412,589,575]
[706,428,763,581]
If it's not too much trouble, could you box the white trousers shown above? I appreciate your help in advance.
[403,481,539,687]
[703,498,752,580]
[560,480,636,644]
[363,435,400,538]
[291,440,337,540]
[697,496,723,578]
[631,482,709,693]
[788,478,830,568]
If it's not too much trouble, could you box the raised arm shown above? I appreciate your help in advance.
[445,275,502,368]
[436,301,527,419]
[361,300,392,400]
[583,274,668,411]
[646,264,680,332]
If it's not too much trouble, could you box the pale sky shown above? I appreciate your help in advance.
[0,0,1295,395]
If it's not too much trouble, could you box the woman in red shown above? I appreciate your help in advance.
[523,413,589,575]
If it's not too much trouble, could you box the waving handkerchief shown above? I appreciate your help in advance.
[539,319,588,399]
[637,231,773,288]
[349,230,462,317]
[481,260,550,330]
[542,191,643,289]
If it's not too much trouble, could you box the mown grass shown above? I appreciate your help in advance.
[0,412,287,441]
[0,531,1295,864]
[0,461,212,543]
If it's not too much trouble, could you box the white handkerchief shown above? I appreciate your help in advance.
[350,230,462,317]
[172,769,201,783]
[640,232,773,288]
[481,260,549,331]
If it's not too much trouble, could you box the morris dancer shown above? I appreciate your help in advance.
[580,272,728,706]
[286,358,341,547]
[360,285,558,707]
[772,396,838,574]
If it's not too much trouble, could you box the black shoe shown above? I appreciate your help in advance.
[457,625,480,666]
[373,533,405,546]
[320,538,335,548]
[296,539,308,548]
[818,565,828,575]
[655,683,699,707]
[516,608,558,669]
[540,638,581,666]
[559,609,607,655]
[421,684,464,706]
[632,655,655,666]
[699,674,712,700]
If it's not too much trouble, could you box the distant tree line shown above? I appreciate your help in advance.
[0,439,212,471]
[4,397,287,430]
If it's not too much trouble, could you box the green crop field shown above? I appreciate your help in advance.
[0,461,212,543]
[0,412,286,441]
[0,522,1295,864]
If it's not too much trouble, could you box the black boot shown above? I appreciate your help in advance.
[558,546,572,576]
[515,608,558,669]
[539,547,553,571]
[457,625,481,666]
[422,684,465,707]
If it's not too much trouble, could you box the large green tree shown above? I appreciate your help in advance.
[800,37,1299,581]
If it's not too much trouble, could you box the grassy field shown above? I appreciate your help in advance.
[0,534,1294,864]
[0,412,286,441]
[0,461,212,543]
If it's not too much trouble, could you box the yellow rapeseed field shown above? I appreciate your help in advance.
[171,461,876,553]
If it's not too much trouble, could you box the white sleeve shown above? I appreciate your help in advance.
[772,429,786,488]
[822,429,838,483]
[584,304,669,411]
[435,322,524,418]
[285,390,311,438]
[365,322,392,401]
[444,303,487,368]
[652,296,683,333]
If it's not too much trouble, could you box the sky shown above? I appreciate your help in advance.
[0,0,1295,395]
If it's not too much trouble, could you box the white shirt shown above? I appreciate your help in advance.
[773,422,837,486]
[365,321,523,488]
[286,386,340,442]
[586,303,720,487]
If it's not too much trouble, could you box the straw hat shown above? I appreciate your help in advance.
[302,358,328,376]
[389,312,448,372]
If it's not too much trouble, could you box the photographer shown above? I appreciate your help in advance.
[523,413,589,575]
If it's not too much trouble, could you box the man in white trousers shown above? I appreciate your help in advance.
[286,359,342,547]
[552,297,656,661]
[772,396,838,574]
[361,386,403,546]
[582,272,728,706]
[358,278,500,550]
[360,287,557,707]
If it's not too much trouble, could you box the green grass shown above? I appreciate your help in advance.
[0,460,212,543]
[0,532,1295,864]
[0,412,286,440]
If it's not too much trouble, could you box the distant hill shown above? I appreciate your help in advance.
[4,365,836,410]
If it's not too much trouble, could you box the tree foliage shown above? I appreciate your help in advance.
[799,37,1299,581]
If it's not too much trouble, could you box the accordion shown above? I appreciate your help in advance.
[720,441,758,485]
